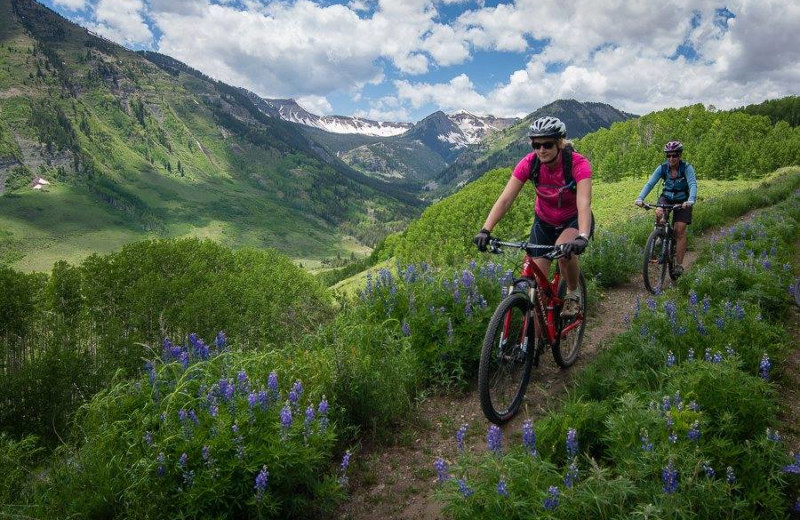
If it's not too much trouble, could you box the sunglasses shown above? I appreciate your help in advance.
[666,153,681,158]
[531,141,557,150]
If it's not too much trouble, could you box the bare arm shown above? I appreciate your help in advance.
[482,176,526,231]
[576,177,592,236]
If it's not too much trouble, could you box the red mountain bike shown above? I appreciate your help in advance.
[477,238,587,425]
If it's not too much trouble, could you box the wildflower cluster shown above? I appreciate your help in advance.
[134,333,339,516]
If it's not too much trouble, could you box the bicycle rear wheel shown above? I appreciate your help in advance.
[478,292,534,425]
[643,229,668,294]
[554,272,587,367]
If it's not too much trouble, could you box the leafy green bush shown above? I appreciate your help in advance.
[32,334,347,520]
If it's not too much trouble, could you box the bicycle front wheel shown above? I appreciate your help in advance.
[554,272,587,368]
[643,229,668,294]
[478,292,535,425]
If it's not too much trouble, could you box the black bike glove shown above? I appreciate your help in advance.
[563,235,588,258]
[473,228,491,252]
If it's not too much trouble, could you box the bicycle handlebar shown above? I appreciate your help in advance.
[487,238,567,259]
[639,202,685,211]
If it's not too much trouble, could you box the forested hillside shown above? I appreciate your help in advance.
[0,0,421,271]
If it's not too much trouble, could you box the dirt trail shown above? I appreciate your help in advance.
[335,219,799,520]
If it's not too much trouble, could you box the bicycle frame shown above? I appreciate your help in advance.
[493,241,582,346]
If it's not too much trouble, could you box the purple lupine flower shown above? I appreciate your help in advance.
[215,331,227,350]
[702,296,711,313]
[564,459,579,488]
[434,457,449,483]
[143,431,153,447]
[566,428,578,458]
[178,409,188,423]
[662,395,671,412]
[280,402,292,437]
[202,445,210,462]
[662,461,678,494]
[255,465,269,501]
[487,424,502,456]
[179,452,188,468]
[209,403,219,418]
[704,348,712,362]
[640,429,653,451]
[688,400,700,411]
[267,371,279,400]
[725,346,736,357]
[673,391,682,410]
[666,351,676,367]
[766,428,782,442]
[318,397,329,432]
[712,350,723,363]
[497,479,509,497]
[793,496,800,512]
[291,380,304,401]
[455,424,468,453]
[687,421,701,442]
[702,461,715,478]
[522,420,537,456]
[544,486,559,510]
[237,370,250,393]
[665,414,675,429]
[689,291,698,306]
[668,432,678,444]
[304,405,315,436]
[783,454,800,474]
[248,392,259,410]
[688,348,695,362]
[664,301,677,324]
[257,390,268,410]
[647,298,657,311]
[401,320,411,336]
[339,450,352,486]
[457,478,474,497]
[759,354,771,380]
[726,466,737,484]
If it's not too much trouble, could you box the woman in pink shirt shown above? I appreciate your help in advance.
[473,116,594,318]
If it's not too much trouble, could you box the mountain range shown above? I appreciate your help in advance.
[0,0,634,271]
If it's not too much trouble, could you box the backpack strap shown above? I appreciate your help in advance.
[530,144,576,192]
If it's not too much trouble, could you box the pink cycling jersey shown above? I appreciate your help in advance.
[512,150,592,226]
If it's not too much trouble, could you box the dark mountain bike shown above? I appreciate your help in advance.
[477,238,587,425]
[640,203,684,294]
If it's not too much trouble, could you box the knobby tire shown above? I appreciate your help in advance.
[643,228,668,294]
[478,292,534,425]
[553,272,587,367]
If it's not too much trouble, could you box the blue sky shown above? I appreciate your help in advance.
[39,0,800,123]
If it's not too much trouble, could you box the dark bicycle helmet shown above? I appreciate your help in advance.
[663,140,683,153]
[528,116,567,138]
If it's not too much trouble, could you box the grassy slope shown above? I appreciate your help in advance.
[332,167,798,295]
[0,0,420,271]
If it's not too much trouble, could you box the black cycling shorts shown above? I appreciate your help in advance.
[528,212,595,258]
[658,196,693,225]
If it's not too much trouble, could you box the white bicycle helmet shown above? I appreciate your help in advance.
[528,116,567,138]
